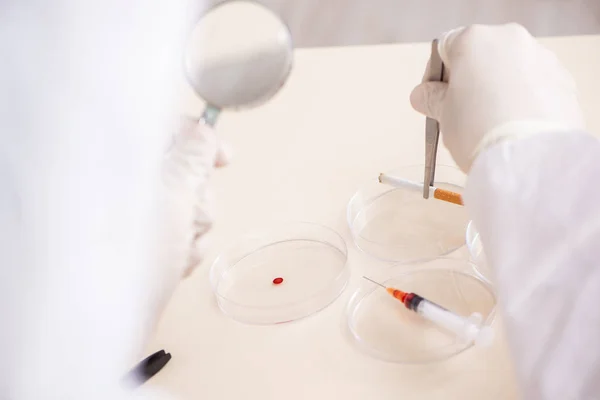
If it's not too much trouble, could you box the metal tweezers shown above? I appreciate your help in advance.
[423,39,445,199]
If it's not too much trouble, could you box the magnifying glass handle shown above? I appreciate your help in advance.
[201,104,221,127]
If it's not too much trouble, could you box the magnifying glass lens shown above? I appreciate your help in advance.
[185,1,293,116]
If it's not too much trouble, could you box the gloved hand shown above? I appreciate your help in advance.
[163,116,229,279]
[150,117,229,326]
[410,23,585,172]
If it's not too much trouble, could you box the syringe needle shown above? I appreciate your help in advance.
[362,276,386,288]
[363,276,406,301]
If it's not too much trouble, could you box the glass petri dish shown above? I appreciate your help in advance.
[347,165,469,262]
[210,222,350,324]
[346,257,496,364]
[466,220,490,280]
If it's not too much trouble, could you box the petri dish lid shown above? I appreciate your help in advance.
[210,222,350,324]
[466,220,491,280]
[347,165,469,262]
[346,257,496,364]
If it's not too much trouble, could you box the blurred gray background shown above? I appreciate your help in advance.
[206,0,600,47]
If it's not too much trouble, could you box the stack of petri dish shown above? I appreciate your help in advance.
[344,164,496,362]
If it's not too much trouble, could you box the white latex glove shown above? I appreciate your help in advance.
[410,23,585,172]
[170,117,229,277]
[154,117,229,318]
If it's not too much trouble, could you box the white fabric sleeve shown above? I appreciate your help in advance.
[465,132,600,399]
[0,0,198,399]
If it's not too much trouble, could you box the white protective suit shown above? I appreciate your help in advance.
[411,24,600,399]
[467,132,600,399]
[0,1,221,399]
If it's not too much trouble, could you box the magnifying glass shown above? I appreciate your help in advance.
[185,0,293,126]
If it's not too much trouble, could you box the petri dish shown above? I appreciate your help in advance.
[466,220,490,280]
[346,257,496,364]
[210,222,350,324]
[347,165,469,262]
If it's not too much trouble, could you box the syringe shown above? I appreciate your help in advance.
[363,276,494,347]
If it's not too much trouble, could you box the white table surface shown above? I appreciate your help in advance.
[147,35,600,400]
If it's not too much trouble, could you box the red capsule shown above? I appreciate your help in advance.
[272,277,284,285]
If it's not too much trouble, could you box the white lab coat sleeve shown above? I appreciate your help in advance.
[0,1,200,399]
[465,132,600,399]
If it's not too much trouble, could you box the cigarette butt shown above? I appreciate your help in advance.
[433,188,463,205]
